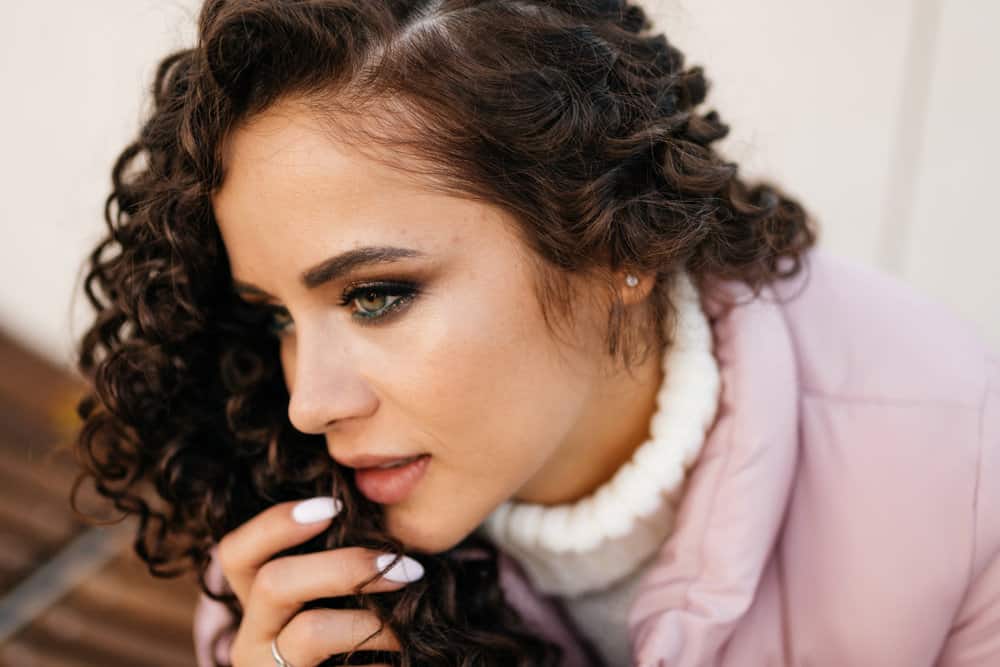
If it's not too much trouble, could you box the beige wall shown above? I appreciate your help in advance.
[1,1,203,365]
[1,0,997,367]
[650,0,999,350]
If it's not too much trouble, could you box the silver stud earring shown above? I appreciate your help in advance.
[625,274,639,287]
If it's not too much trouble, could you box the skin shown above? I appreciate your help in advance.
[217,499,410,665]
[211,99,666,664]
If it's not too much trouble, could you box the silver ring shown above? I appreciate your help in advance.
[271,637,295,667]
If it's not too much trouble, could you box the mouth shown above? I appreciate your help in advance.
[354,454,431,505]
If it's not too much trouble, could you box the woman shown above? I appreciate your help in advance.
[72,0,999,665]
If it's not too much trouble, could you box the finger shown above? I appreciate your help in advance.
[275,608,402,666]
[216,496,343,603]
[242,547,424,641]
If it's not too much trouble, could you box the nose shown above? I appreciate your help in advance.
[284,329,374,435]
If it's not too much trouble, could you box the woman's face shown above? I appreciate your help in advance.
[212,101,653,554]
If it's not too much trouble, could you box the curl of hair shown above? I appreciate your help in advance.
[72,1,817,665]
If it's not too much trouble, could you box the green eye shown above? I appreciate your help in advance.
[340,282,420,325]
[352,287,396,314]
[253,280,422,338]
[265,306,294,336]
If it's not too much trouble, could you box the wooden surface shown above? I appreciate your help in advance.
[0,328,201,667]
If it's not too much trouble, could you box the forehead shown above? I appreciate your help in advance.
[213,103,425,228]
[209,102,526,284]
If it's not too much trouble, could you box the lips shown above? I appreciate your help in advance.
[354,454,431,505]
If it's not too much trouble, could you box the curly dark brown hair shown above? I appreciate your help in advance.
[71,1,818,665]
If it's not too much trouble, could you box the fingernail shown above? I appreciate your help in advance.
[375,553,425,583]
[291,497,343,524]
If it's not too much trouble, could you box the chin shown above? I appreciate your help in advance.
[384,507,475,555]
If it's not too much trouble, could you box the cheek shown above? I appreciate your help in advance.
[386,311,592,552]
[393,294,582,485]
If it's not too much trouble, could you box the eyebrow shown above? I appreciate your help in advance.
[232,245,428,300]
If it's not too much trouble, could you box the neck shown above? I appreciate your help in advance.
[512,342,665,505]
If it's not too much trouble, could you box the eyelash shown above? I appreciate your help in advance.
[262,280,421,336]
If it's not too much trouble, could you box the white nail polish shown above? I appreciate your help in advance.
[291,497,343,524]
[375,553,425,583]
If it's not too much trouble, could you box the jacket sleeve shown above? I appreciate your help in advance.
[192,549,236,667]
[936,355,1000,665]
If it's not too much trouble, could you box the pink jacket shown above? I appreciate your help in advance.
[193,247,1000,666]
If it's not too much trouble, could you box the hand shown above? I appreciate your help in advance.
[216,496,424,666]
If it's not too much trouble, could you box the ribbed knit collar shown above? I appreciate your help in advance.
[477,271,721,597]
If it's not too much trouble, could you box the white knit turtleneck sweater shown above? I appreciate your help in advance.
[476,271,721,666]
